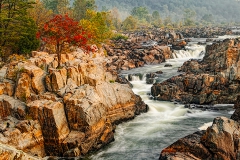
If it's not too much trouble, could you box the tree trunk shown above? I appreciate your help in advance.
[57,42,61,68]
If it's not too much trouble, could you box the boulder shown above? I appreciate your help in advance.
[46,68,67,92]
[201,117,240,159]
[63,84,106,131]
[159,131,211,160]
[160,117,240,160]
[0,118,45,157]
[27,100,70,156]
[0,95,26,120]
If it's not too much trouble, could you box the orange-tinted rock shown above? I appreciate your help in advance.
[0,95,26,120]
[0,143,40,160]
[0,49,148,158]
[27,100,70,156]
[0,117,45,157]
[201,117,240,160]
[159,131,211,160]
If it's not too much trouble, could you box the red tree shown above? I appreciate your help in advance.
[37,14,91,67]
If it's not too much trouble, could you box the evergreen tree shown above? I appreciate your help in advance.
[0,0,38,57]
[15,19,40,54]
[152,11,160,20]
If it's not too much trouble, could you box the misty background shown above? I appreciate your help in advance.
[95,0,240,24]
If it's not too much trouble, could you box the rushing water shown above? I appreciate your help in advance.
[91,41,235,160]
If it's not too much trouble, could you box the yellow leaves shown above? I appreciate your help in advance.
[80,10,113,45]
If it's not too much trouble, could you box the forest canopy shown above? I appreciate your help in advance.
[95,0,240,24]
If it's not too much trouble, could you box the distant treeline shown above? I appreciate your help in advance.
[95,0,240,24]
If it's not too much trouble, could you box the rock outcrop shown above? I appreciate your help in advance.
[158,38,240,159]
[0,49,148,158]
[160,95,240,159]
[160,117,240,160]
[152,38,240,104]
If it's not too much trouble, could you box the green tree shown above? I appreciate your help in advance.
[15,19,40,54]
[131,6,149,20]
[73,0,96,21]
[0,0,37,58]
[42,0,70,15]
[152,11,160,20]
[201,14,214,24]
[183,8,196,26]
[151,11,162,27]
[80,10,112,45]
[164,16,173,28]
[122,16,137,31]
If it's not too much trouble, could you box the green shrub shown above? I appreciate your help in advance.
[109,80,115,83]
[111,34,128,41]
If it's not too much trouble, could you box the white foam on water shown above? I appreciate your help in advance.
[172,44,205,59]
[198,122,213,130]
[228,110,235,114]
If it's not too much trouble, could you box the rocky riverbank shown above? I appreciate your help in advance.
[159,95,240,160]
[157,37,240,159]
[104,30,187,74]
[152,38,240,104]
[0,49,148,159]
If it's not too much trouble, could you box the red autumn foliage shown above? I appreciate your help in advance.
[37,14,92,67]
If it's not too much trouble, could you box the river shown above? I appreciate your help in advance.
[91,36,236,160]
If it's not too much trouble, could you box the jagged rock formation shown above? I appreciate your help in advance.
[0,49,148,158]
[152,38,240,104]
[160,95,240,160]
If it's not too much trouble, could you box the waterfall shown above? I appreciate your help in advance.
[171,44,205,59]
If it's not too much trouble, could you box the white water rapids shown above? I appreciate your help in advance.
[91,41,234,160]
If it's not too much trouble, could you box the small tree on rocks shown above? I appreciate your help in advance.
[37,14,91,67]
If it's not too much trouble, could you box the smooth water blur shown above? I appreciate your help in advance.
[91,43,233,160]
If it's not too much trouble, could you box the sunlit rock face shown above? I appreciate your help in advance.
[152,38,240,104]
[0,48,148,158]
